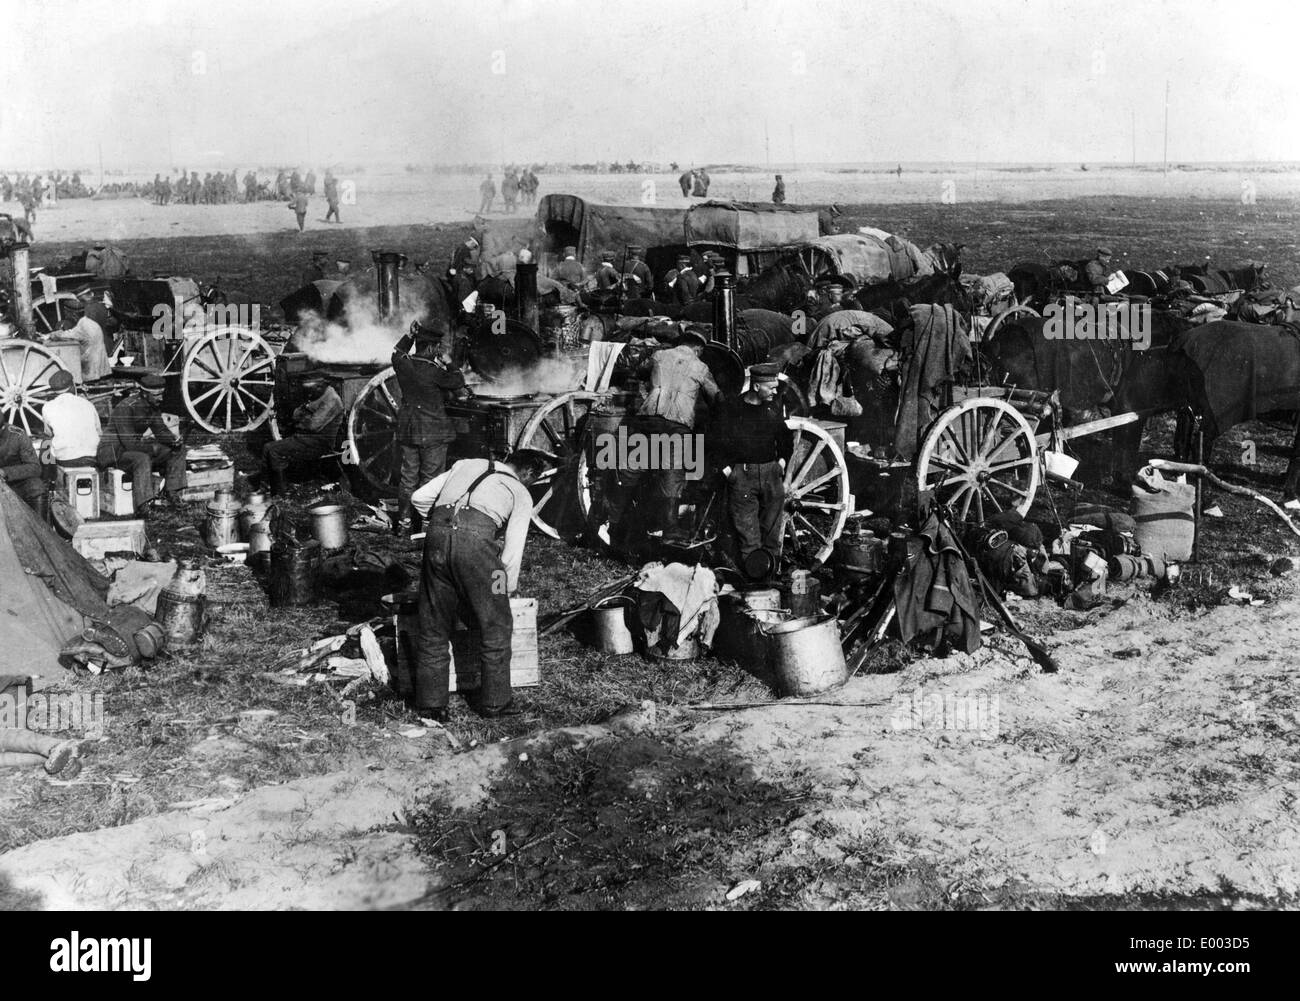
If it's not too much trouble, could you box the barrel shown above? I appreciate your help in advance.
[269,540,321,607]
[764,615,848,697]
[380,590,419,697]
[308,503,348,551]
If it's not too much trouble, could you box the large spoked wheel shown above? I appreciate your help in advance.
[31,293,80,336]
[515,390,603,538]
[0,340,70,434]
[347,367,403,497]
[181,326,277,433]
[783,417,852,568]
[982,303,1040,344]
[916,397,1040,524]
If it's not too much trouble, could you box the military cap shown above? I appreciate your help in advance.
[600,249,616,262]
[748,362,780,384]
[49,370,74,392]
[676,254,692,265]
[140,374,166,393]
[563,245,577,257]
[1097,247,1113,257]
[627,244,645,254]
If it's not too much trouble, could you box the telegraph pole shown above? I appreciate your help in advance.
[1163,80,1170,174]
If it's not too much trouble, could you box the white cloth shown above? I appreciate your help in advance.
[67,315,112,381]
[632,561,719,649]
[584,342,625,392]
[42,392,102,461]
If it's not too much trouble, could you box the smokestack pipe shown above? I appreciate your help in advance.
[515,261,539,333]
[371,249,407,320]
[10,243,34,339]
[711,271,736,351]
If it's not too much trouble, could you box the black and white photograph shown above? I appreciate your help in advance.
[0,0,1296,953]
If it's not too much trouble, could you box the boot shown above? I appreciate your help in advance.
[268,467,289,496]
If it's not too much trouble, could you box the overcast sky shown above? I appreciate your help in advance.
[2,0,1297,171]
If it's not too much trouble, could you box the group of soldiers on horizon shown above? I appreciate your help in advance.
[146,167,341,215]
[478,166,539,215]
[1,172,95,225]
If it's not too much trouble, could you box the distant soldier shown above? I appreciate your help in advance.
[478,173,496,214]
[244,170,258,202]
[188,171,201,204]
[622,245,654,296]
[152,174,164,205]
[159,175,171,204]
[502,169,519,214]
[290,169,303,194]
[593,250,621,291]
[324,170,340,223]
[1085,247,1114,293]
[521,166,538,205]
[275,170,289,199]
[679,168,693,197]
[772,174,786,204]
[305,169,317,195]
[693,168,710,197]
[289,189,309,232]
[227,170,239,203]
[0,174,11,202]
[552,245,585,288]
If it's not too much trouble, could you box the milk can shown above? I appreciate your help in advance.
[207,494,240,549]
[239,491,271,540]
[155,560,207,648]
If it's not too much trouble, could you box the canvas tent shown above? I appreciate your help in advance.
[536,194,689,277]
[684,200,824,275]
[0,480,110,689]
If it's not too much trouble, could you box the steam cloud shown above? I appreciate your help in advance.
[291,281,428,364]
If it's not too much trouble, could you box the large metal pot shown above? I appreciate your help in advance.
[763,614,847,697]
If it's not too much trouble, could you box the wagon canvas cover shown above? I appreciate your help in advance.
[537,194,688,270]
[684,200,822,251]
[807,233,932,286]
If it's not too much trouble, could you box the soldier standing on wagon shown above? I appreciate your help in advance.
[593,250,621,291]
[622,245,654,295]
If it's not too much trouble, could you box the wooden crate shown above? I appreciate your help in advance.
[72,519,146,559]
[180,461,235,502]
[448,597,539,692]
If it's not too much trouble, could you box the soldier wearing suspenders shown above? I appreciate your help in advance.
[409,451,549,721]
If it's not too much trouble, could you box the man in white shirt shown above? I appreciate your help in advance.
[409,449,548,721]
[41,370,103,466]
[64,294,112,382]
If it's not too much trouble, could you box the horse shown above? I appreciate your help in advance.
[980,308,1197,486]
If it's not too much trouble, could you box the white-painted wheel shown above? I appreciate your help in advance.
[982,303,1040,343]
[916,397,1040,524]
[347,367,402,496]
[782,417,851,567]
[181,326,277,433]
[0,340,70,434]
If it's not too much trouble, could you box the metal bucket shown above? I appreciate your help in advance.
[309,503,348,551]
[590,597,634,654]
[739,587,781,612]
[781,571,821,619]
[247,519,273,572]
[763,614,847,697]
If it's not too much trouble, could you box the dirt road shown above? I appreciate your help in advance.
[6,590,1298,910]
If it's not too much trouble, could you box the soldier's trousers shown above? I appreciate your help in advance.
[397,442,449,523]
[415,507,513,712]
[263,433,336,475]
[726,460,785,564]
[117,446,185,508]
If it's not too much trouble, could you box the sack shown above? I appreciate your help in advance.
[1070,503,1138,536]
[1131,466,1195,562]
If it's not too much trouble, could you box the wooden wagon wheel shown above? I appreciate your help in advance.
[916,397,1040,524]
[515,390,603,538]
[31,292,80,336]
[346,367,403,496]
[0,339,70,434]
[782,417,852,568]
[982,303,1039,343]
[181,326,277,433]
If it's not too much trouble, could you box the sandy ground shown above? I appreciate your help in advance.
[18,165,1300,245]
[5,587,1299,909]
